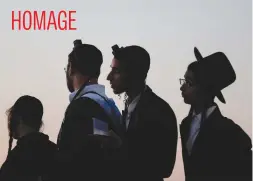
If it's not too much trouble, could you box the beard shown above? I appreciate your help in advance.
[66,74,75,93]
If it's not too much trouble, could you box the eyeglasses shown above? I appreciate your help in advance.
[179,78,194,87]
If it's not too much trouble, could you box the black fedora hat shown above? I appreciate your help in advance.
[193,47,236,104]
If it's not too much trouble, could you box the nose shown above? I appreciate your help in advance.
[180,83,185,91]
[107,71,112,81]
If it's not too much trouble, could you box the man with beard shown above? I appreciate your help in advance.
[107,45,178,181]
[56,39,123,181]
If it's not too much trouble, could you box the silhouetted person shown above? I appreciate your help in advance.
[107,45,178,181]
[56,39,122,181]
[180,47,252,181]
[0,95,57,181]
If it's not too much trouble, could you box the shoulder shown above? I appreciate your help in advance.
[223,117,251,139]
[67,97,100,111]
[23,133,57,153]
[140,87,177,126]
[145,87,175,116]
[66,97,105,117]
[180,116,190,126]
[215,116,252,146]
[216,116,241,132]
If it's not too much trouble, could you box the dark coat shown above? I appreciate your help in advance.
[56,97,120,181]
[0,132,57,181]
[180,106,252,181]
[120,86,178,181]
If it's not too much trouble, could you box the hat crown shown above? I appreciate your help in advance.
[193,47,236,103]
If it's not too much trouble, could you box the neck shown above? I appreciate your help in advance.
[18,127,37,139]
[73,76,98,91]
[192,101,215,115]
[126,82,146,102]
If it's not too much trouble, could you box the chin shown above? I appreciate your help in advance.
[113,89,121,95]
[112,88,124,95]
[183,98,191,105]
[66,77,74,92]
[67,84,75,93]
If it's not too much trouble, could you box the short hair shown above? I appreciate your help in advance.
[112,44,150,81]
[69,41,103,78]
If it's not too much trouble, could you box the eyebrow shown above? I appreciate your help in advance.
[110,65,119,69]
[184,76,193,82]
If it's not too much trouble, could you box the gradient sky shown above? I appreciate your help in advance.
[0,1,251,180]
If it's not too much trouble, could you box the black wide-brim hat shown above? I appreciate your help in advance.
[194,47,236,104]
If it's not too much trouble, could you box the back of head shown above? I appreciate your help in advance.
[5,95,44,160]
[112,44,150,81]
[68,39,103,78]
[7,95,43,132]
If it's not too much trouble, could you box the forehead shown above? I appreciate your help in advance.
[184,70,195,81]
[111,58,121,68]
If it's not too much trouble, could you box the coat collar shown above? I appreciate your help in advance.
[125,85,153,132]
[180,104,224,154]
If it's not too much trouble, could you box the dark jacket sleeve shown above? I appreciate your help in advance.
[214,118,252,180]
[148,102,178,178]
[56,98,119,181]
[129,100,178,179]
[56,98,97,180]
[57,98,97,157]
[226,121,252,177]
